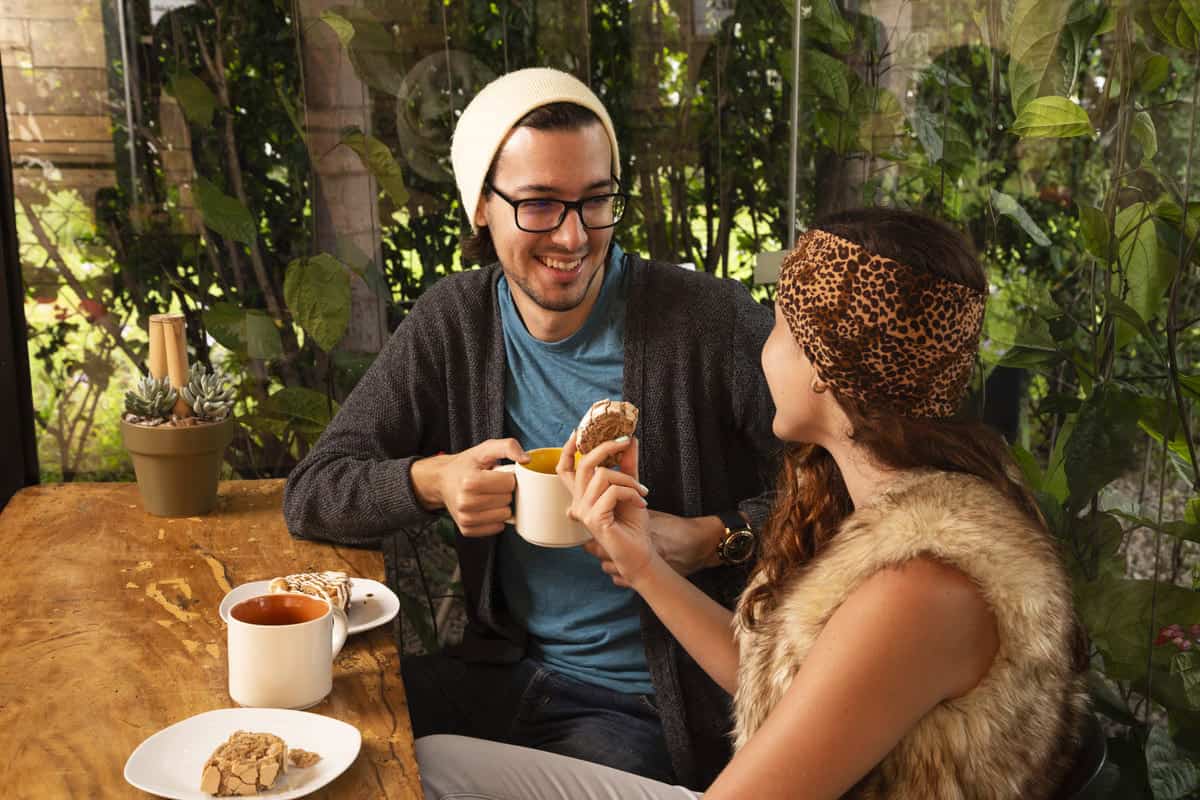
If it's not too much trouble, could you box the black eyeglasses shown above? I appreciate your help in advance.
[485,181,630,233]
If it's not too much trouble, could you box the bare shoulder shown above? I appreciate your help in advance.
[839,557,1000,697]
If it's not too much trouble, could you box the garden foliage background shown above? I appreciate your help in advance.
[8,0,1200,794]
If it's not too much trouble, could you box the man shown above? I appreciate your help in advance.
[283,67,777,791]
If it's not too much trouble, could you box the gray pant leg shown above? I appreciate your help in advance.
[416,735,702,800]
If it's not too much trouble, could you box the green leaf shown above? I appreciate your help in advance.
[1068,511,1126,582]
[319,9,355,46]
[1088,669,1139,726]
[1008,0,1073,115]
[1012,96,1092,138]
[283,254,351,352]
[1154,200,1200,268]
[996,344,1062,369]
[1182,374,1200,403]
[1146,724,1200,799]
[1078,204,1110,259]
[260,386,339,429]
[808,0,854,53]
[1147,0,1200,51]
[1011,442,1045,490]
[1110,511,1200,545]
[319,8,404,93]
[204,303,282,361]
[1139,53,1172,93]
[237,412,288,440]
[1075,574,1200,682]
[804,49,852,111]
[1132,111,1159,161]
[1114,202,1172,330]
[330,235,389,302]
[1060,0,1107,97]
[1105,291,1155,344]
[166,71,217,128]
[1184,0,1200,30]
[814,110,859,155]
[203,301,249,354]
[1063,385,1142,511]
[1037,392,1083,416]
[991,189,1051,246]
[1170,651,1200,711]
[339,126,409,207]
[195,177,257,245]
[856,88,904,156]
[244,310,282,360]
[911,108,944,163]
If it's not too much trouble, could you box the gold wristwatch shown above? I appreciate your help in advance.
[716,510,756,565]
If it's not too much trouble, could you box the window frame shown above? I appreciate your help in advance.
[0,53,40,510]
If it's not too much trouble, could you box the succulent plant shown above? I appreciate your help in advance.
[124,375,178,424]
[182,363,235,422]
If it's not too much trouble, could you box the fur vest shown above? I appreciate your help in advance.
[732,471,1089,799]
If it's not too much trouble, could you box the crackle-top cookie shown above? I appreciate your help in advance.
[575,399,639,467]
[199,730,287,796]
[268,570,351,613]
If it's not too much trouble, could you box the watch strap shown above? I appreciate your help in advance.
[717,509,750,535]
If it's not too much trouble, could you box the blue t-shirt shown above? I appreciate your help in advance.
[495,243,653,694]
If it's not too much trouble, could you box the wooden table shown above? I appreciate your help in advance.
[0,480,424,799]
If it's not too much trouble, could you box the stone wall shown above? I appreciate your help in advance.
[1,0,115,207]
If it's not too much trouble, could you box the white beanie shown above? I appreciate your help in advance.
[451,68,621,231]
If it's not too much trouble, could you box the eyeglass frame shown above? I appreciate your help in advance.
[483,180,631,233]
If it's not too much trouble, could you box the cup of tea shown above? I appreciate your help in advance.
[227,592,348,709]
[496,447,591,548]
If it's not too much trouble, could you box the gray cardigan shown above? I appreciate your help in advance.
[283,252,779,789]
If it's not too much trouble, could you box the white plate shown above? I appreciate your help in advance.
[219,578,400,635]
[124,707,361,799]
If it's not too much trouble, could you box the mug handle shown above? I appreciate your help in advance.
[494,463,517,525]
[330,606,349,657]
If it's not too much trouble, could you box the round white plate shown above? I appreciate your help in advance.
[124,707,361,799]
[219,578,400,635]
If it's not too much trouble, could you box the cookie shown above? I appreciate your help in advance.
[268,570,351,613]
[575,399,639,467]
[199,730,287,796]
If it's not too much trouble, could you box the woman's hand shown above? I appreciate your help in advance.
[557,433,655,588]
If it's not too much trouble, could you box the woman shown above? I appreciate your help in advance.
[416,208,1089,799]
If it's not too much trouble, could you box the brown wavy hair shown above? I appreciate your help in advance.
[741,208,1049,629]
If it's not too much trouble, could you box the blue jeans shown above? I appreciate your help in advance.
[401,654,677,785]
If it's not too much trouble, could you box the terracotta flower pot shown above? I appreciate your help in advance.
[121,417,236,517]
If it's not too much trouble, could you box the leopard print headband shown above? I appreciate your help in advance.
[775,229,987,419]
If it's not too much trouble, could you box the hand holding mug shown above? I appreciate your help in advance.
[557,434,654,588]
[436,438,528,537]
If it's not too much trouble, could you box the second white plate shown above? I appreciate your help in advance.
[219,578,400,635]
[124,707,361,799]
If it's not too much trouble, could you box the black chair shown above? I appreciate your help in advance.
[1052,713,1108,800]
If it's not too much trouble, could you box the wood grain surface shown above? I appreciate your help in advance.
[0,480,424,799]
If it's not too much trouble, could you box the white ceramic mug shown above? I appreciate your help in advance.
[496,447,592,548]
[227,592,348,709]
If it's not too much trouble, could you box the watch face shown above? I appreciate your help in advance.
[723,530,755,564]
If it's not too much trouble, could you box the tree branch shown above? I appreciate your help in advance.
[20,199,142,370]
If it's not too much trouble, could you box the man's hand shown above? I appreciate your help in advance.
[646,511,726,575]
[579,508,725,579]
[411,439,528,537]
